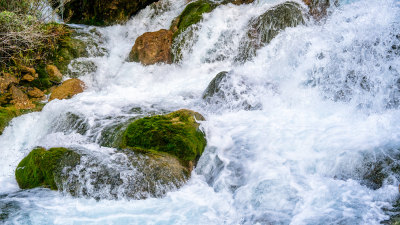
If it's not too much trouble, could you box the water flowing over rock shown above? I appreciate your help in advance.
[15,147,81,190]
[235,1,306,62]
[60,0,160,25]
[203,71,263,110]
[303,0,333,20]
[49,79,85,101]
[15,147,189,200]
[3,0,400,224]
[128,29,173,65]
[170,0,217,62]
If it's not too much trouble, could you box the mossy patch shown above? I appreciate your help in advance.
[52,34,87,75]
[0,106,21,135]
[121,109,206,165]
[15,147,81,190]
[0,104,43,135]
[171,0,216,39]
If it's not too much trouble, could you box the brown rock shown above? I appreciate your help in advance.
[230,0,254,5]
[22,74,35,82]
[302,0,330,20]
[10,85,35,109]
[28,87,45,98]
[46,65,63,83]
[0,73,18,94]
[49,79,85,101]
[170,17,180,34]
[128,29,173,65]
[20,66,36,75]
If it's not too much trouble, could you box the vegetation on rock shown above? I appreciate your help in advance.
[121,109,206,167]
[59,0,159,26]
[15,147,81,190]
[171,0,216,39]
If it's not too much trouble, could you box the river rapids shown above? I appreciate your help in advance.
[1,0,400,224]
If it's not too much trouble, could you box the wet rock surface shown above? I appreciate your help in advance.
[128,29,173,65]
[49,79,85,101]
[235,1,306,62]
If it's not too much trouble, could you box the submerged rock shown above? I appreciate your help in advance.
[235,1,306,62]
[49,79,85,101]
[60,149,190,200]
[121,109,207,169]
[59,0,159,26]
[203,71,262,110]
[128,29,173,65]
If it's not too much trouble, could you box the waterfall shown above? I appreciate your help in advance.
[1,0,400,224]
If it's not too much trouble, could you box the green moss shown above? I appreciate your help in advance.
[53,35,87,75]
[172,0,216,38]
[121,110,206,165]
[15,147,80,190]
[28,64,52,90]
[0,104,44,135]
[0,106,21,135]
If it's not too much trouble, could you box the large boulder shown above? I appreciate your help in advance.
[49,79,85,101]
[128,29,173,65]
[14,109,206,199]
[235,1,306,62]
[15,146,190,200]
[59,0,159,26]
[121,109,207,169]
[15,147,81,190]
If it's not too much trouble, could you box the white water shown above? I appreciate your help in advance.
[1,0,400,224]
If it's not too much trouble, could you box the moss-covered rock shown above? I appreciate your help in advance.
[0,106,21,135]
[235,1,306,62]
[15,147,81,190]
[14,146,190,199]
[121,109,206,167]
[59,0,159,26]
[171,0,217,39]
[52,34,87,75]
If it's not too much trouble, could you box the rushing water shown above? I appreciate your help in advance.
[2,0,400,224]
